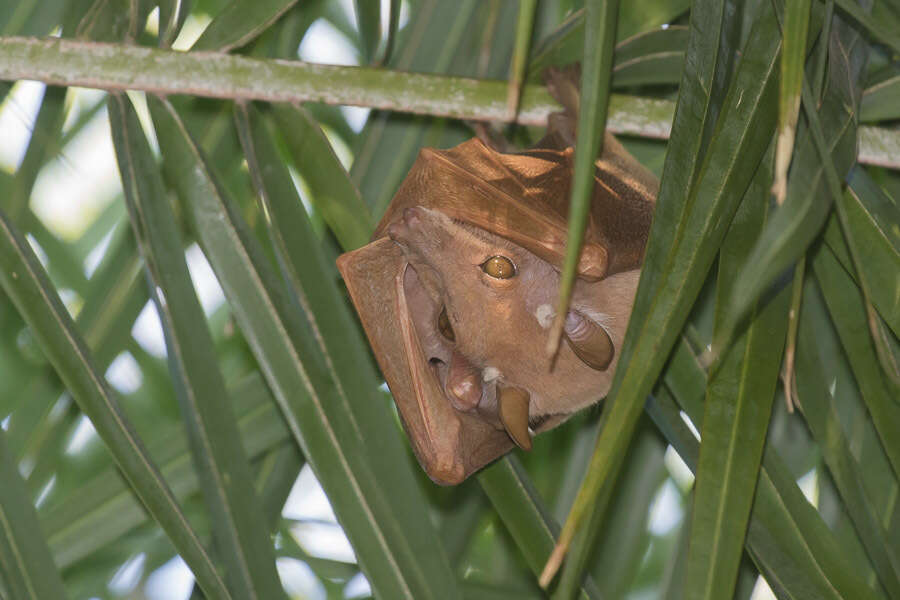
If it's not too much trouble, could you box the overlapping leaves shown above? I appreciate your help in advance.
[0,0,898,598]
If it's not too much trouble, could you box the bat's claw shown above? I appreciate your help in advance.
[498,385,532,451]
[564,310,614,371]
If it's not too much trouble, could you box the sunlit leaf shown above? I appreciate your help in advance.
[191,0,298,52]
[109,93,285,598]
[0,204,231,600]
[234,101,461,596]
[42,373,287,568]
[148,95,459,598]
[352,0,380,63]
[270,103,371,250]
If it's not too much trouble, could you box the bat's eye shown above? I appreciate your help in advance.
[481,256,516,279]
[438,306,455,341]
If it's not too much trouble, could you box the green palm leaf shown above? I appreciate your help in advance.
[0,1,898,597]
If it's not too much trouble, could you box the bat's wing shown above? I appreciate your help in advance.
[372,137,654,280]
[336,239,513,485]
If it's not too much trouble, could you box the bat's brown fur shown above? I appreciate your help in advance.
[386,206,638,422]
[337,70,657,484]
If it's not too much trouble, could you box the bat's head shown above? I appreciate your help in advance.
[337,138,655,484]
[386,205,638,427]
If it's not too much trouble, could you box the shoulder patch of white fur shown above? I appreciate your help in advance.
[534,303,555,329]
[482,366,501,382]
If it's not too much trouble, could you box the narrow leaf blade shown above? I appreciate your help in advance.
[109,93,285,599]
[149,96,460,599]
[191,0,299,52]
[0,207,231,600]
[0,430,68,600]
[684,152,789,600]
[550,0,782,582]
[235,102,460,595]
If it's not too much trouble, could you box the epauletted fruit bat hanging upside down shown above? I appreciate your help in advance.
[337,69,657,485]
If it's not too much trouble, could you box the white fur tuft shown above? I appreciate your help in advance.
[482,366,501,382]
[535,303,555,329]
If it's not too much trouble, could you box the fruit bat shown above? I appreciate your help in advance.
[336,79,657,485]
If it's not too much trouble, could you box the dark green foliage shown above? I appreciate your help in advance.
[0,1,897,598]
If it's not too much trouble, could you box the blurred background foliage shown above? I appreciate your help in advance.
[0,0,898,599]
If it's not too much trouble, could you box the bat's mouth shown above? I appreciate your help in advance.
[336,238,515,485]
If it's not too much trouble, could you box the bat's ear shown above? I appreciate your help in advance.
[534,64,581,149]
[543,63,582,117]
[337,239,513,485]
